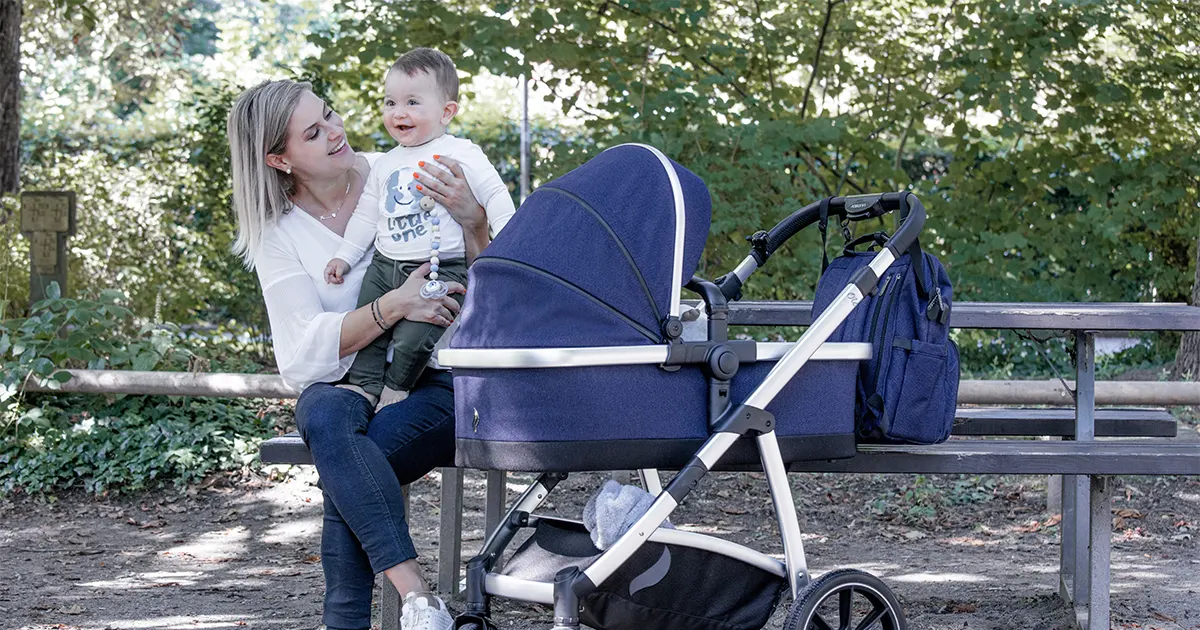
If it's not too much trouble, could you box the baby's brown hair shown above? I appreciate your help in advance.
[390,48,459,103]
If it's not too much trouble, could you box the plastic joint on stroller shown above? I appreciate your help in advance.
[439,144,924,630]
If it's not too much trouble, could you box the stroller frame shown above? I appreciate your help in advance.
[442,146,926,629]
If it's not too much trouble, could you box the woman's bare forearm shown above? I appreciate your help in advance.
[339,303,388,358]
[338,290,417,357]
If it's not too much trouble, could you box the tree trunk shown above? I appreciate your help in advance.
[0,0,21,194]
[1178,233,1200,380]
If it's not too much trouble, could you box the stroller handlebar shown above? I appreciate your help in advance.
[765,192,921,257]
[717,192,926,301]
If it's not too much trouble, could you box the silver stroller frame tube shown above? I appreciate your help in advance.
[465,192,926,630]
[579,248,896,600]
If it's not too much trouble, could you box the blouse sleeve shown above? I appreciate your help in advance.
[255,235,351,391]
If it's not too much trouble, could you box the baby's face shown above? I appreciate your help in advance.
[382,69,456,147]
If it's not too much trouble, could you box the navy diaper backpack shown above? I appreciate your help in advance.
[812,199,960,444]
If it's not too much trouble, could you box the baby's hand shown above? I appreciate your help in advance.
[324,258,351,284]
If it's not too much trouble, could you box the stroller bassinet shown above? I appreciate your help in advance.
[443,144,863,472]
[438,144,928,630]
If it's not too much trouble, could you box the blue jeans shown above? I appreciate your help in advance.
[296,369,455,630]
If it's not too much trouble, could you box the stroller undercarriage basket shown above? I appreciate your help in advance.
[439,144,926,630]
[500,518,787,630]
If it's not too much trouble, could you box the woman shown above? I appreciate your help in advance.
[227,79,488,630]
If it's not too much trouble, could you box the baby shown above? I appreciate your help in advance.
[326,48,515,410]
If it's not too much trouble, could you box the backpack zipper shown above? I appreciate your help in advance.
[867,274,894,352]
[870,271,904,397]
[864,274,894,386]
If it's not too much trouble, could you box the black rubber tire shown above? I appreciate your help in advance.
[782,568,907,630]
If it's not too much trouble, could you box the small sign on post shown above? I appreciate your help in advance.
[20,191,76,304]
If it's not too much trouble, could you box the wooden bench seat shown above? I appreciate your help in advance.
[260,432,314,465]
[788,439,1200,475]
[258,406,1179,467]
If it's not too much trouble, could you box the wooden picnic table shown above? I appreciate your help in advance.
[257,301,1200,630]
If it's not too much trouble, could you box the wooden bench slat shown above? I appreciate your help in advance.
[952,408,1176,437]
[258,408,1179,466]
[260,434,312,465]
[788,440,1200,475]
[725,300,1200,331]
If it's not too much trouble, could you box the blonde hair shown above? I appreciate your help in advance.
[227,79,311,268]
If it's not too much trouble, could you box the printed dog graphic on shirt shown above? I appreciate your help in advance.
[383,168,433,244]
[385,168,421,215]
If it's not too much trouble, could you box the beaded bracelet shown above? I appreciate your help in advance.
[370,298,389,332]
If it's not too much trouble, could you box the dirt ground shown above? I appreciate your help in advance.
[3,439,1199,630]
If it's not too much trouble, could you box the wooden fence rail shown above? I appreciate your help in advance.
[18,369,1200,406]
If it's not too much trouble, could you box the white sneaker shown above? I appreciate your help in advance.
[401,592,454,630]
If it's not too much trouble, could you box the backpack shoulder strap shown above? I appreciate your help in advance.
[899,194,931,302]
[818,197,832,273]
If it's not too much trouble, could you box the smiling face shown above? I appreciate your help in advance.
[266,90,355,180]
[382,69,458,147]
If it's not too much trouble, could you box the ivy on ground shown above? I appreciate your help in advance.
[1,284,283,497]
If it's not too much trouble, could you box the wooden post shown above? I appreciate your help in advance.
[20,191,76,304]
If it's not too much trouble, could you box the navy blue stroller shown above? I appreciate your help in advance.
[439,144,925,630]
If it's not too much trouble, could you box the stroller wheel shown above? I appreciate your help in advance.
[783,568,906,630]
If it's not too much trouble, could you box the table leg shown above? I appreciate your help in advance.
[1061,474,1089,606]
[1083,476,1112,630]
[485,470,507,535]
[380,575,401,630]
[1061,332,1097,627]
[438,467,464,595]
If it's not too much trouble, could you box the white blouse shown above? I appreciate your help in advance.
[254,153,394,392]
[255,203,373,392]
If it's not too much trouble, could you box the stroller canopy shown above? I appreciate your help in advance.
[453,144,712,349]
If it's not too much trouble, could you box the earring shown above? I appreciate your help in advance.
[285,166,292,175]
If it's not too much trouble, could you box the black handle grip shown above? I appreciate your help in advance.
[886,192,925,257]
[758,192,917,262]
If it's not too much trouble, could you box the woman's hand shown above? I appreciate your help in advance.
[415,155,487,231]
[381,262,465,328]
[416,155,492,265]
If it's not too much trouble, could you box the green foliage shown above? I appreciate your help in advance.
[0,284,279,496]
[309,0,1200,306]
[954,328,1180,381]
[0,394,286,496]
[1,282,271,401]
[14,0,314,328]
[456,117,596,207]
[0,283,188,392]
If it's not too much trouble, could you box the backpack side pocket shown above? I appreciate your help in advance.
[879,338,954,444]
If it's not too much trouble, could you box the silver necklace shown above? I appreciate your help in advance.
[317,172,354,221]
